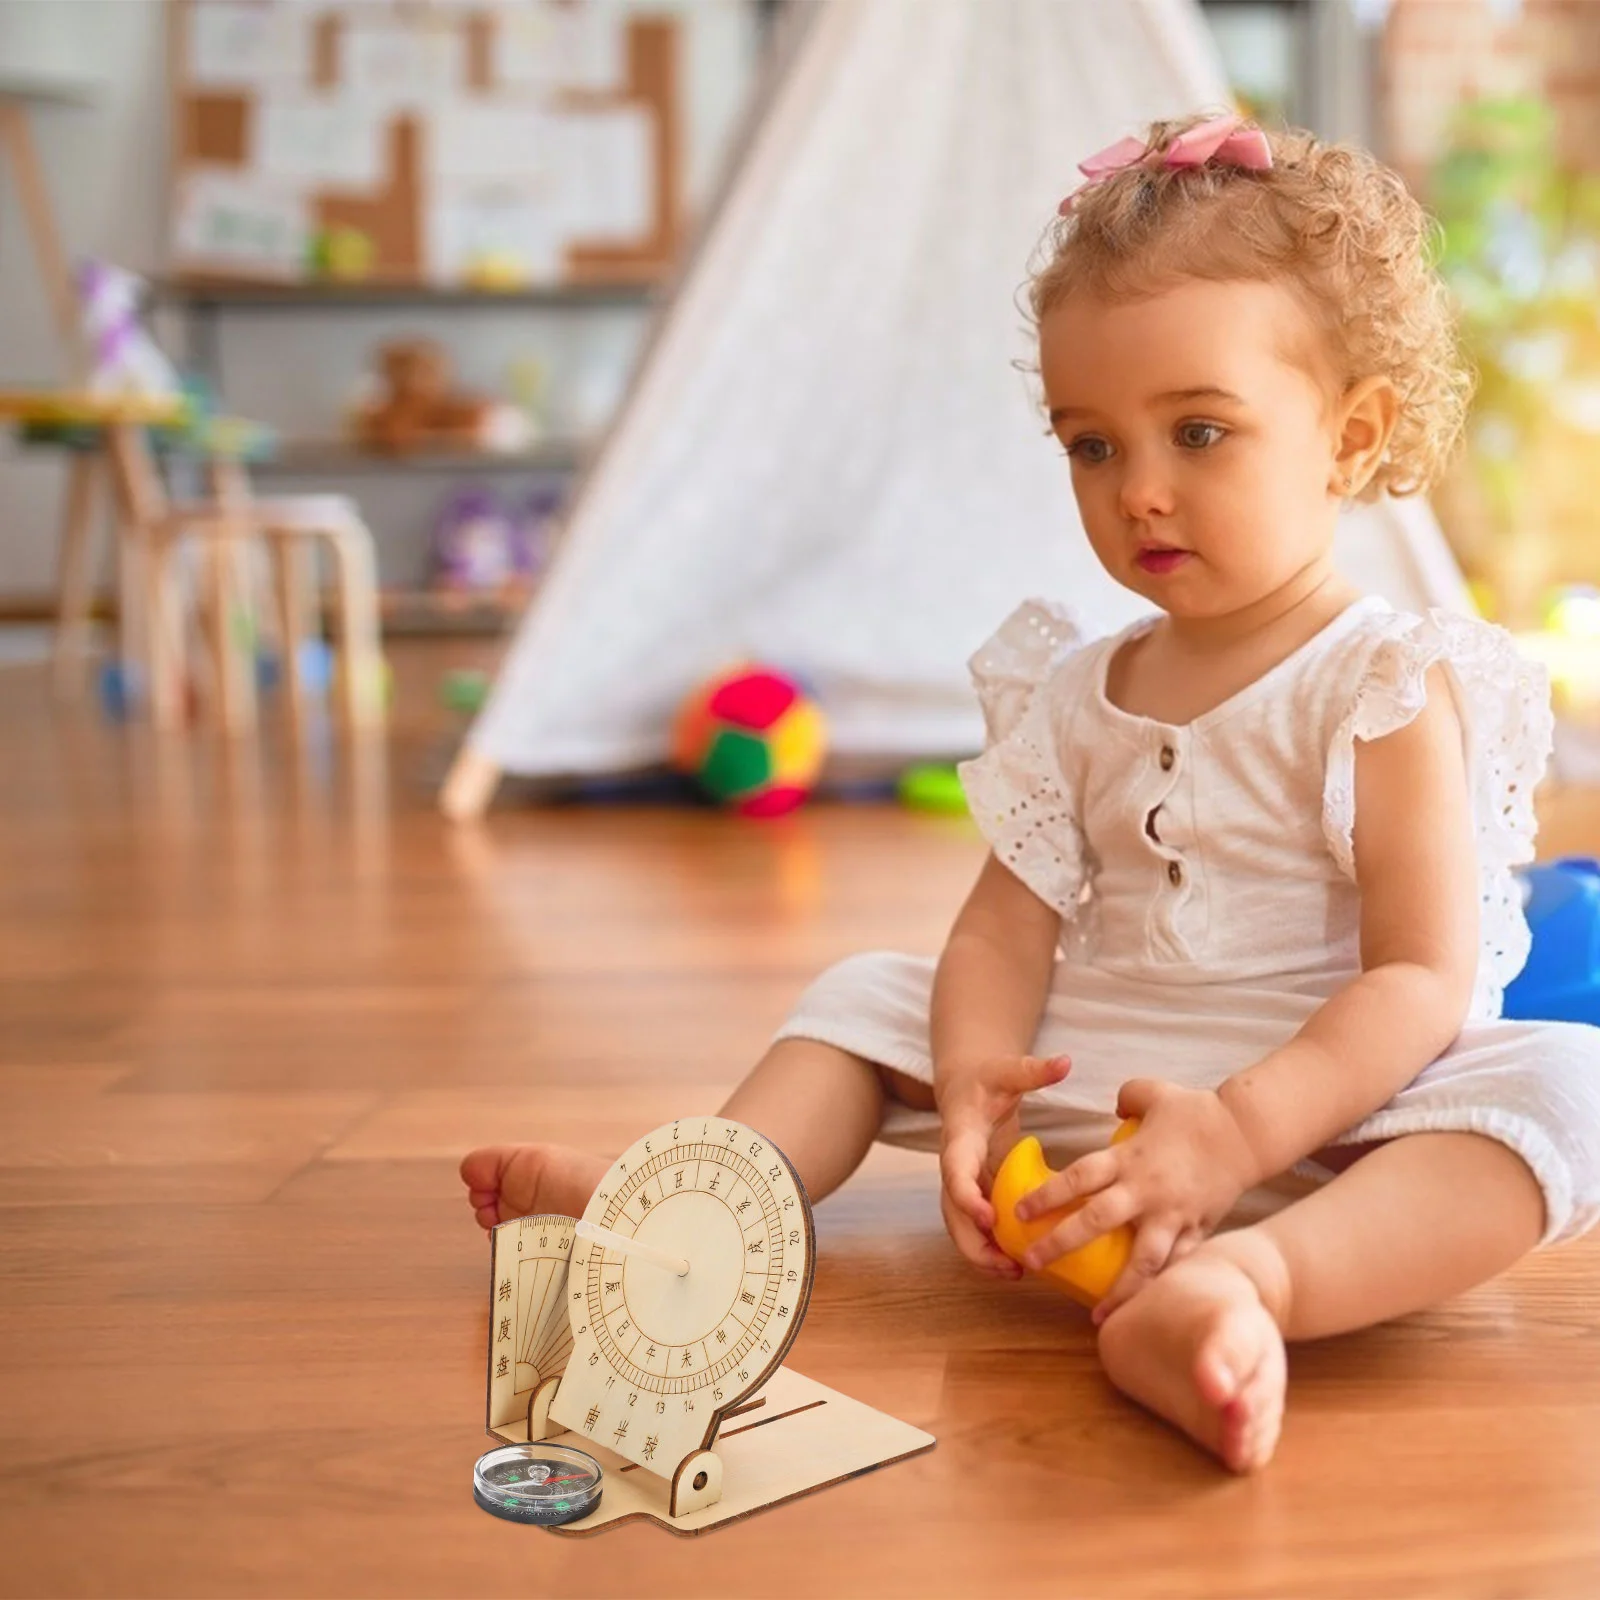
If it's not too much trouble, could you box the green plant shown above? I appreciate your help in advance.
[1429,96,1600,609]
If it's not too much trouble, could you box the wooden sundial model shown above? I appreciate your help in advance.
[482,1116,934,1534]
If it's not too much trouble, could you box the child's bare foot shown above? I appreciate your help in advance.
[1095,1244,1287,1473]
[459,1143,608,1230]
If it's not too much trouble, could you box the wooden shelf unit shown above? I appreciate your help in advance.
[155,274,661,311]
[156,2,688,637]
[260,437,590,477]
[378,585,530,637]
[152,274,636,640]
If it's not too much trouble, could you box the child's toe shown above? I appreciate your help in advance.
[459,1146,508,1191]
[1193,1314,1257,1407]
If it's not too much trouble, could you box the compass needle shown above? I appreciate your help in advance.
[473,1443,603,1526]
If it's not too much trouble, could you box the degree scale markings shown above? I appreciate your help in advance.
[590,1149,780,1387]
[581,1141,796,1397]
[547,1116,817,1486]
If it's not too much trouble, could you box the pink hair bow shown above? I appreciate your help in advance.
[1058,114,1272,216]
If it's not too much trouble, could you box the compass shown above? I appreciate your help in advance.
[473,1442,603,1525]
[546,1115,815,1514]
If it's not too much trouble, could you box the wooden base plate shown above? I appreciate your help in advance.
[534,1366,934,1536]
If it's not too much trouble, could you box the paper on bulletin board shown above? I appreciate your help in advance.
[426,187,565,285]
[343,17,466,106]
[258,98,385,189]
[556,107,653,243]
[188,1,312,87]
[432,105,555,185]
[173,170,310,276]
[495,1,627,93]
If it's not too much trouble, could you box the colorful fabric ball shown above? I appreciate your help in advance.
[671,666,827,816]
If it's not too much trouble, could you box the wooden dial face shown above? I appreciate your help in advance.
[550,1117,815,1472]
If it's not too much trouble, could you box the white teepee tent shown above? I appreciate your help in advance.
[443,0,1468,818]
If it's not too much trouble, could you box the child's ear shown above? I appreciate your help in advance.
[1330,376,1399,497]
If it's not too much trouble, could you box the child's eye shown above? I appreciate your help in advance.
[1062,436,1112,465]
[1176,421,1226,450]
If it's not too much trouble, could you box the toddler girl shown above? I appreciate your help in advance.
[462,112,1600,1474]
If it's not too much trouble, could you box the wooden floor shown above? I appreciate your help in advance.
[5,646,1600,1598]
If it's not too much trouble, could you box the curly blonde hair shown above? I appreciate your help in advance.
[1029,111,1474,500]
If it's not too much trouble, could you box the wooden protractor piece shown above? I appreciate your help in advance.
[485,1214,577,1443]
[547,1116,816,1509]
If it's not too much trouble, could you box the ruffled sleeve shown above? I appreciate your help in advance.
[956,600,1090,920]
[1321,608,1554,1017]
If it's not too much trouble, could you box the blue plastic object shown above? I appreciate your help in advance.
[97,660,137,720]
[297,637,334,695]
[1502,858,1600,1025]
[256,651,282,692]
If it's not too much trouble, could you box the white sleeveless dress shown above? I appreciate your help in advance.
[774,596,1600,1244]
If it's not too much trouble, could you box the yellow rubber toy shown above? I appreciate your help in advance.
[989,1120,1140,1308]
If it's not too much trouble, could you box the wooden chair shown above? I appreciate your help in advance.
[101,423,384,735]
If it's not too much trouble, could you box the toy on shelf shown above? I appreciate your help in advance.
[431,488,520,592]
[1503,858,1600,1024]
[428,483,560,599]
[505,356,549,436]
[464,250,531,291]
[671,666,827,817]
[309,224,375,282]
[989,1120,1140,1307]
[478,1116,933,1535]
[351,338,534,456]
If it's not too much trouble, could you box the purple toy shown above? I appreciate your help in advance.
[431,488,516,591]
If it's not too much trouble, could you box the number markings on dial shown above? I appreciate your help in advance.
[579,1141,799,1396]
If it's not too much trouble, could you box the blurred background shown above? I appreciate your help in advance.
[1,0,1598,773]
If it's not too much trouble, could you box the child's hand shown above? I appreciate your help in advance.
[1012,1080,1262,1316]
[936,1053,1072,1278]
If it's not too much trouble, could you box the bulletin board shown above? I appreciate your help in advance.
[167,0,683,288]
